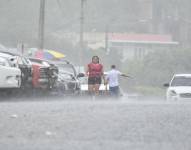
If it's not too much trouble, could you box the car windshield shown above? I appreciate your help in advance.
[59,73,73,80]
[58,64,76,76]
[22,57,31,65]
[171,76,191,86]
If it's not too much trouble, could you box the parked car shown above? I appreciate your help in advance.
[0,56,21,92]
[29,58,58,90]
[53,60,82,95]
[0,51,32,89]
[164,74,191,101]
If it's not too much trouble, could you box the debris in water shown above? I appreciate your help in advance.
[45,131,55,136]
[10,114,18,118]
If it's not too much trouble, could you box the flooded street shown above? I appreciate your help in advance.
[1,0,191,149]
[0,97,191,150]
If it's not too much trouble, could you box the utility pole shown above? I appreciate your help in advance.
[38,0,46,50]
[79,0,85,65]
[105,25,109,54]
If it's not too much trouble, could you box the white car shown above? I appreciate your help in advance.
[79,76,109,95]
[165,74,191,101]
[0,56,21,89]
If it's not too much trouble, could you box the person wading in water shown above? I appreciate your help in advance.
[106,65,130,98]
[86,56,105,98]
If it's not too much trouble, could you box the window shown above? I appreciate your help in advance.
[171,76,191,86]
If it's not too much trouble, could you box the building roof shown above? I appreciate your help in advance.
[109,33,179,45]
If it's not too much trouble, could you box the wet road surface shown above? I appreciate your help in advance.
[0,97,191,150]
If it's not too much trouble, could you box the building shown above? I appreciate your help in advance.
[123,0,191,48]
[108,33,179,61]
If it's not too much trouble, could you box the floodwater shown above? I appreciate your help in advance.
[0,97,191,150]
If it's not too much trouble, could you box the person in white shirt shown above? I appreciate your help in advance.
[106,65,129,97]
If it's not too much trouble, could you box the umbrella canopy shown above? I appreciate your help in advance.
[35,50,65,60]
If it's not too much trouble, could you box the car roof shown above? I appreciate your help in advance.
[0,51,22,56]
[0,52,13,58]
[174,74,191,77]
[51,60,70,65]
[29,57,52,63]
[29,58,58,67]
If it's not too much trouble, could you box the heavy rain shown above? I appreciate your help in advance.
[0,0,191,149]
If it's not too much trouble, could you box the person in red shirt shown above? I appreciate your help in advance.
[86,56,105,96]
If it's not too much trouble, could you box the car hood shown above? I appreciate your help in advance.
[168,86,191,94]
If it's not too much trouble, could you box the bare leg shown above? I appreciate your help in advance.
[88,84,94,96]
[94,84,100,96]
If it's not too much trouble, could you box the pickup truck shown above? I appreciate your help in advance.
[29,58,58,90]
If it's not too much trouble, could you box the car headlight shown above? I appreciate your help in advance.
[170,90,177,96]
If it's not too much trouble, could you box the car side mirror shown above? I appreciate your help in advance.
[77,73,85,78]
[163,83,169,87]
[9,58,17,67]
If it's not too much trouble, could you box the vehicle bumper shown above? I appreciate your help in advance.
[168,95,191,101]
[56,81,80,95]
[33,78,49,89]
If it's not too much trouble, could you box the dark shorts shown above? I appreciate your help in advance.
[109,86,120,96]
[88,77,102,85]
